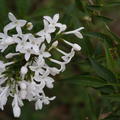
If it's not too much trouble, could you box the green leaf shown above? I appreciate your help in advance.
[107,2,120,7]
[105,25,120,44]
[87,5,103,11]
[103,94,120,102]
[84,32,113,47]
[89,58,116,82]
[93,15,113,23]
[75,0,84,12]
[104,44,115,71]
[80,36,94,56]
[60,75,107,88]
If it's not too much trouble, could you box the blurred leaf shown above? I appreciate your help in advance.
[87,5,103,11]
[105,25,120,44]
[93,15,113,23]
[104,44,115,71]
[103,94,120,102]
[16,0,32,17]
[89,58,116,82]
[81,36,94,56]
[60,75,107,87]
[0,0,8,29]
[85,32,114,47]
[75,0,85,12]
[107,2,120,7]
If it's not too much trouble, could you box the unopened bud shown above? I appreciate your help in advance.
[21,66,28,75]
[20,82,27,90]
[73,44,81,51]
[52,41,58,47]
[26,22,33,30]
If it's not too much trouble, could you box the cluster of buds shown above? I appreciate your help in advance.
[0,12,84,117]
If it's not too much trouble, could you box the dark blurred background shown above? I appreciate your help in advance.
[0,0,120,120]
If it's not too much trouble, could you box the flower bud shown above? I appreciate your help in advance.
[26,22,33,30]
[52,41,58,48]
[43,98,50,105]
[21,66,28,75]
[13,105,21,118]
[73,44,81,51]
[20,82,27,90]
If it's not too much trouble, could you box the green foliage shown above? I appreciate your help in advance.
[1,0,120,120]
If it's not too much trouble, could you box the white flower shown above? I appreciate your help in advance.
[36,20,55,43]
[16,35,40,61]
[44,77,54,88]
[64,27,84,39]
[50,58,66,72]
[0,12,84,117]
[35,96,56,110]
[44,14,67,33]
[39,44,51,58]
[32,76,46,89]
[35,99,43,110]
[19,90,27,99]
[63,39,81,51]
[0,86,9,110]
[4,12,27,35]
[0,33,15,52]
[12,94,23,118]
[0,61,14,72]
[0,75,8,85]
[20,66,28,77]
[48,41,58,51]
[19,81,27,90]
[56,48,75,63]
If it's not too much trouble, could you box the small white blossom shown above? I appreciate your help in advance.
[36,20,55,43]
[4,12,27,35]
[64,27,84,39]
[63,39,81,51]
[0,12,83,118]
[0,86,9,110]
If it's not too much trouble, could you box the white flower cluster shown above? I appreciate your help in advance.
[0,12,84,117]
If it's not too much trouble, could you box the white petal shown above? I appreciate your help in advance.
[18,20,27,26]
[45,34,51,43]
[74,32,83,39]
[13,105,21,118]
[25,53,30,61]
[44,16,53,23]
[16,26,22,35]
[4,22,16,34]
[43,52,51,58]
[41,43,46,52]
[36,30,44,36]
[53,14,59,23]
[55,23,63,28]
[35,99,43,110]
[0,33,5,38]
[8,12,17,22]
[47,25,56,33]
[43,19,49,29]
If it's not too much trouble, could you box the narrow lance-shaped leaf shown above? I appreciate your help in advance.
[89,58,116,83]
[104,44,115,72]
[60,75,107,88]
[84,32,114,47]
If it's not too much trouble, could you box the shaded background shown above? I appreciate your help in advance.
[0,0,120,120]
